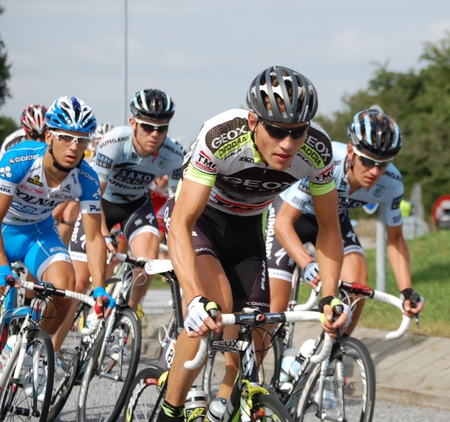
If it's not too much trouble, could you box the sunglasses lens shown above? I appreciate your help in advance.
[359,156,390,169]
[264,122,309,140]
[140,123,168,133]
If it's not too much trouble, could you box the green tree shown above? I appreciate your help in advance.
[0,6,12,108]
[316,32,450,219]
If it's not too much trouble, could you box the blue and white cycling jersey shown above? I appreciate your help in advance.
[92,126,183,204]
[280,141,404,227]
[0,141,101,225]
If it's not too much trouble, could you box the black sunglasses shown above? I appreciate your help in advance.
[353,148,391,169]
[134,118,169,134]
[258,119,309,140]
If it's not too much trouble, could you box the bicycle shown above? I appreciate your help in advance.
[203,272,415,422]
[0,273,96,422]
[48,249,145,422]
[124,257,338,422]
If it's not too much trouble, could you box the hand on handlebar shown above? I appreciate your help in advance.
[184,296,222,338]
[303,261,321,288]
[0,265,19,294]
[319,296,352,338]
[93,286,116,318]
[103,235,118,255]
[401,288,424,318]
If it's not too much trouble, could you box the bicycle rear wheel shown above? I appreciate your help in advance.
[123,365,167,422]
[295,336,375,422]
[0,329,55,422]
[77,307,142,422]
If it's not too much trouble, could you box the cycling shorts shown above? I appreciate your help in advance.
[166,199,270,312]
[266,196,364,283]
[70,193,159,262]
[2,217,71,280]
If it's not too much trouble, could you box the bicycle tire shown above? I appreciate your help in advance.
[0,329,55,422]
[77,307,142,422]
[250,393,292,422]
[295,336,375,422]
[47,300,92,421]
[123,365,167,422]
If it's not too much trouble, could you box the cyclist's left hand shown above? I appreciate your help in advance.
[319,297,352,338]
[401,289,424,317]
[93,286,116,318]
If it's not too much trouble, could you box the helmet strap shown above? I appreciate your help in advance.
[48,141,84,173]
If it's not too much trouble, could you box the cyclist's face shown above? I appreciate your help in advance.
[248,112,309,171]
[347,143,388,189]
[46,129,89,168]
[130,117,170,156]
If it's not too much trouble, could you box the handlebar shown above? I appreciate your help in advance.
[184,310,333,370]
[6,278,96,308]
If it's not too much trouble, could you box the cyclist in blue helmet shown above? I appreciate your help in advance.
[0,96,115,342]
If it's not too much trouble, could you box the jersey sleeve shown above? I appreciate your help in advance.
[91,133,123,183]
[384,180,404,227]
[77,163,102,214]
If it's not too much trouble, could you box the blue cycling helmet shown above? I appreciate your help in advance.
[45,96,97,134]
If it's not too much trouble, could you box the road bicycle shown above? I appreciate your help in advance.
[0,272,95,422]
[48,249,144,422]
[203,269,414,422]
[123,258,336,422]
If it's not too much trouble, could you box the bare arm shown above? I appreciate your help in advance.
[312,189,343,298]
[386,224,423,315]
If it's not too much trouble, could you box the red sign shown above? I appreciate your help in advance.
[432,195,450,223]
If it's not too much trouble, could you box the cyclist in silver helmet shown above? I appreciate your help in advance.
[156,66,348,422]
[267,108,423,333]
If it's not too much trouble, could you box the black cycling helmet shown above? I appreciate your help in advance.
[130,89,175,120]
[348,109,403,159]
[246,66,318,123]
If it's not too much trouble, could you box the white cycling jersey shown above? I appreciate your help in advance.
[182,109,336,216]
[0,128,26,158]
[280,141,404,226]
[0,141,101,225]
[92,126,183,204]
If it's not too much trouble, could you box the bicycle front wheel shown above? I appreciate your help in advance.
[123,365,168,422]
[251,393,292,422]
[0,329,55,422]
[296,336,376,422]
[77,307,142,422]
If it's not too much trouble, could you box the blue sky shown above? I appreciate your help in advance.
[1,0,449,147]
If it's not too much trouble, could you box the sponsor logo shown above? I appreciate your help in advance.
[384,170,402,182]
[172,168,182,180]
[215,135,248,160]
[113,169,155,185]
[89,204,101,212]
[211,125,247,150]
[195,150,217,173]
[99,136,128,149]
[0,166,12,178]
[95,153,113,169]
[8,154,39,165]
[373,188,382,198]
[27,175,43,186]
[0,185,11,194]
[239,156,254,163]
[391,195,402,210]
[393,213,402,223]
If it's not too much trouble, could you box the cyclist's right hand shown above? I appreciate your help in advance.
[103,235,117,255]
[184,296,222,338]
[303,261,321,287]
[93,286,116,318]
[0,265,18,293]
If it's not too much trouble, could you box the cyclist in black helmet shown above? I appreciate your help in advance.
[52,89,183,351]
[157,66,348,422]
[267,108,423,333]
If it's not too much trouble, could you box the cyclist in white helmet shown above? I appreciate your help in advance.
[267,109,423,333]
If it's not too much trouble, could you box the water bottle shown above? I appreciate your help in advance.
[0,335,18,375]
[280,347,302,383]
[185,386,207,422]
[206,397,227,422]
